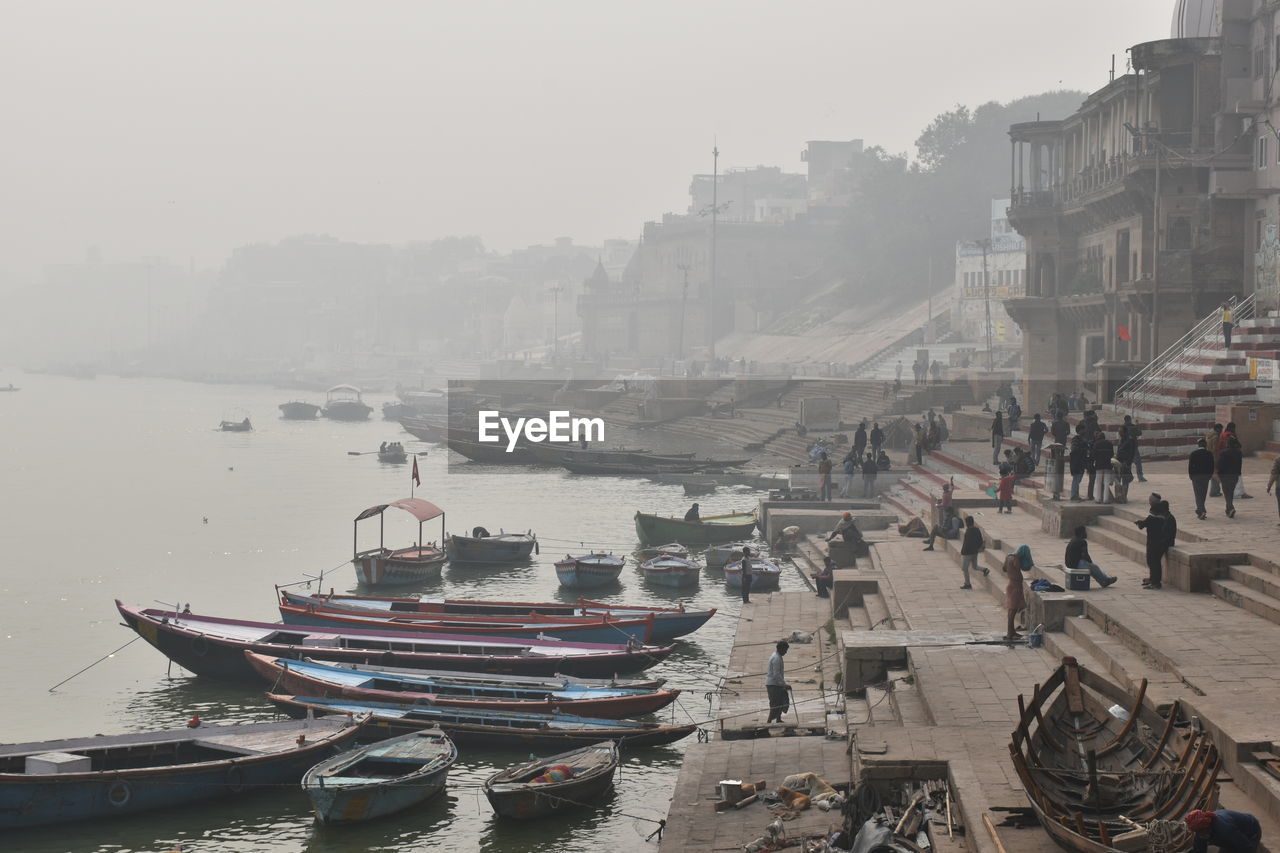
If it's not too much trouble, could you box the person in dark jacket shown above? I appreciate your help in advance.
[1027,414,1047,466]
[1185,808,1262,853]
[1135,506,1166,589]
[1064,526,1116,587]
[869,422,885,458]
[1114,426,1137,503]
[860,453,878,498]
[1157,498,1177,583]
[1069,431,1089,501]
[958,516,989,589]
[1219,438,1244,518]
[1123,414,1147,482]
[991,411,1004,464]
[853,421,868,459]
[1092,432,1114,505]
[684,503,701,522]
[1188,438,1215,519]
[1050,412,1071,446]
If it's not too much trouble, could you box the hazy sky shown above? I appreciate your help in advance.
[3,0,1172,279]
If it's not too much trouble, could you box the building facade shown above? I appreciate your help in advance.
[953,200,1026,349]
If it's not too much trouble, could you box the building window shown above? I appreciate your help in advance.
[1259,136,1270,170]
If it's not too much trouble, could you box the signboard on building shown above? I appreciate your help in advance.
[1250,356,1274,389]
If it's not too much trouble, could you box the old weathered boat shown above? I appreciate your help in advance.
[705,543,748,569]
[218,417,252,432]
[635,510,757,545]
[351,499,447,586]
[0,717,363,830]
[682,481,718,497]
[723,558,783,591]
[563,459,702,476]
[1008,657,1220,853]
[269,695,697,749]
[245,654,679,717]
[381,401,417,421]
[377,444,408,464]
[279,400,321,419]
[323,385,373,421]
[640,556,701,588]
[554,553,625,589]
[447,530,537,564]
[278,602,657,644]
[294,658,667,691]
[302,729,455,824]
[634,542,689,562]
[484,742,618,819]
[277,589,715,642]
[117,602,675,680]
[447,437,543,465]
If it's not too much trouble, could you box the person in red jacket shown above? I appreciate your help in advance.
[996,472,1016,513]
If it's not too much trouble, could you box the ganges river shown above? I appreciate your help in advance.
[0,374,806,853]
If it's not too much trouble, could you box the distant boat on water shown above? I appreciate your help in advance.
[279,400,321,419]
[219,417,252,432]
[323,385,373,421]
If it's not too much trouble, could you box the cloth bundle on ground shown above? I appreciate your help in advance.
[898,517,928,537]
[779,772,843,810]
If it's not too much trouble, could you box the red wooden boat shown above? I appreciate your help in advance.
[244,653,680,718]
[351,499,447,586]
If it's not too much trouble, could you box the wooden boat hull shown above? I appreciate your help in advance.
[302,730,455,824]
[270,695,697,750]
[705,544,746,569]
[554,556,625,589]
[484,742,618,819]
[279,401,321,419]
[219,420,252,432]
[723,560,782,591]
[278,590,715,642]
[376,451,408,464]
[563,460,702,476]
[117,603,673,680]
[447,535,536,564]
[640,557,701,588]
[635,511,756,545]
[0,718,361,830]
[1008,657,1220,853]
[300,659,666,692]
[447,438,542,465]
[246,654,680,718]
[323,401,373,421]
[683,481,717,496]
[352,547,445,586]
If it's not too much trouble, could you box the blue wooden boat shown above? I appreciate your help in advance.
[302,729,456,823]
[554,553,625,589]
[0,717,363,830]
[484,741,617,819]
[640,556,701,588]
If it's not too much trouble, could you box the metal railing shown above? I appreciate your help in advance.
[1114,293,1253,413]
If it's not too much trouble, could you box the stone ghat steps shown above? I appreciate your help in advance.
[1211,578,1280,626]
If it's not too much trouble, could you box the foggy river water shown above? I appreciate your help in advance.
[0,375,803,852]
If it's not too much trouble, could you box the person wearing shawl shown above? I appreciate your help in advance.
[1185,809,1261,853]
[1003,545,1033,640]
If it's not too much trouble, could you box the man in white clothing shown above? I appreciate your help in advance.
[765,640,790,724]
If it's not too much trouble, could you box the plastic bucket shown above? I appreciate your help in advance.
[1027,624,1045,648]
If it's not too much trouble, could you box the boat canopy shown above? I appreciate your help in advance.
[356,499,444,523]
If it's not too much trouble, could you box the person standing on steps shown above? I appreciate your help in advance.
[853,420,868,460]
[1188,438,1215,519]
[1003,545,1033,640]
[739,546,755,603]
[996,470,1016,513]
[1158,499,1177,583]
[895,360,903,386]
[1123,415,1147,482]
[1135,503,1166,589]
[764,640,791,724]
[1221,301,1234,350]
[958,516,989,589]
[817,452,833,502]
[839,451,857,499]
[1092,431,1114,504]
[861,452,878,498]
[1027,413,1047,467]
[1219,437,1244,518]
[1064,526,1117,587]
[991,411,1005,465]
[1206,423,1224,497]
[870,422,884,459]
[1050,411,1071,447]
[913,423,926,465]
[1267,454,1280,523]
[1007,397,1022,433]
[1069,428,1089,501]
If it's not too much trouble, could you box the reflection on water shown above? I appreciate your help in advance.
[0,375,805,852]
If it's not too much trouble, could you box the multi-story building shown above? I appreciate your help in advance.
[1005,0,1256,406]
[953,200,1027,349]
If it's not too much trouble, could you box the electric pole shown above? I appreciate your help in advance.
[979,239,993,373]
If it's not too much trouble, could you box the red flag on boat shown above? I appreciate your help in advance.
[1117,325,1132,342]
[411,456,420,487]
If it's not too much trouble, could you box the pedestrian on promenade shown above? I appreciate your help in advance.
[870,422,884,458]
[1069,429,1089,501]
[958,516,989,589]
[1065,526,1116,587]
[930,359,942,384]
[1123,415,1148,482]
[854,420,868,458]
[1207,424,1224,497]
[1092,431,1114,504]
[913,423,925,465]
[1158,498,1178,583]
[1221,301,1234,350]
[860,452,878,498]
[839,452,856,498]
[1185,808,1261,853]
[765,641,791,724]
[1135,503,1166,589]
[1007,397,1022,433]
[1188,438,1215,519]
[1003,545,1033,641]
[991,411,1005,465]
[740,546,755,603]
[1267,454,1280,523]
[1114,426,1137,503]
[1027,413,1047,466]
[1219,438,1244,518]
[1224,423,1253,499]
[997,471,1016,513]
[817,452,833,501]
[1050,411,1071,446]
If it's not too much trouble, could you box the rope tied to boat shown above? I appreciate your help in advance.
[1145,819,1189,853]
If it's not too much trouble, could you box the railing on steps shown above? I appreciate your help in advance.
[1114,294,1253,414]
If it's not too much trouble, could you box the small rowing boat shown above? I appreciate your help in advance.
[634,510,757,545]
[723,558,782,591]
[554,553,625,589]
[484,742,618,819]
[447,530,537,564]
[640,556,701,588]
[303,729,456,824]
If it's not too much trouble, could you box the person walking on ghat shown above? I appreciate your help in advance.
[817,451,833,501]
[1185,808,1262,853]
[870,422,884,458]
[1003,545,1033,641]
[853,420,868,460]
[913,422,926,465]
[839,451,857,499]
[958,516,989,589]
[991,411,1005,465]
[1026,413,1047,467]
[1188,438,1215,519]
[1206,423,1224,497]
[1069,428,1089,501]
[1221,301,1234,350]
[764,640,791,724]
[1267,453,1280,524]
[1219,437,1244,518]
[739,546,755,603]
[1135,502,1166,589]
[860,452,878,498]
[1123,414,1148,482]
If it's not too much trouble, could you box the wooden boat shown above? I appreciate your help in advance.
[0,717,363,830]
[352,499,447,586]
[563,459,702,476]
[303,729,455,824]
[447,437,543,465]
[447,530,537,564]
[278,603,657,644]
[1009,657,1220,853]
[278,589,715,642]
[640,556,701,588]
[218,417,252,432]
[296,658,667,691]
[683,481,717,497]
[484,742,618,819]
[634,542,689,562]
[723,558,783,591]
[705,543,748,569]
[377,445,408,464]
[245,654,680,718]
[269,695,697,749]
[635,510,757,545]
[381,401,417,421]
[554,554,625,589]
[399,417,449,443]
[117,602,675,680]
[323,385,373,421]
[279,401,321,419]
